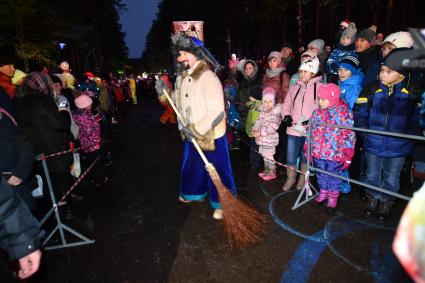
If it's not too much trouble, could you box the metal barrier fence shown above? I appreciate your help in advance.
[36,150,97,251]
[293,122,425,210]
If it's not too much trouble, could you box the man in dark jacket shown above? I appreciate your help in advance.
[0,177,42,281]
[0,92,35,211]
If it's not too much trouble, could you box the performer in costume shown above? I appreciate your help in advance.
[157,33,237,220]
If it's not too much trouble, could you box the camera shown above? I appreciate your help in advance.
[386,28,425,72]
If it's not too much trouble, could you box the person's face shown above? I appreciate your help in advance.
[263,99,273,111]
[52,82,62,96]
[281,47,293,59]
[318,98,330,109]
[177,51,198,68]
[0,64,15,77]
[381,42,397,58]
[379,65,403,85]
[244,63,255,77]
[340,36,351,47]
[338,67,352,82]
[299,70,314,83]
[268,57,279,70]
[355,38,371,52]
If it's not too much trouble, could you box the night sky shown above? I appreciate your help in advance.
[120,0,160,58]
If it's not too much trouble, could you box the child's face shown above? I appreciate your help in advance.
[379,65,403,85]
[338,67,352,81]
[268,57,280,70]
[318,98,330,109]
[244,63,255,77]
[299,70,314,83]
[340,36,351,47]
[355,38,371,53]
[263,99,273,111]
[381,42,397,58]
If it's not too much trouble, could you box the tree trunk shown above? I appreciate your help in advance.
[384,0,394,34]
[297,0,303,48]
[315,0,321,37]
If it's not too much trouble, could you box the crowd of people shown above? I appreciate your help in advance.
[221,20,424,219]
[0,55,158,280]
[1,17,425,281]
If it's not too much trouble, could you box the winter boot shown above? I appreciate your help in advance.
[258,170,268,178]
[327,190,340,210]
[296,163,308,190]
[315,189,328,204]
[365,194,379,217]
[262,171,277,181]
[282,167,297,191]
[213,208,223,220]
[377,200,395,222]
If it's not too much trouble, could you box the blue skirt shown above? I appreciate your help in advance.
[180,136,237,208]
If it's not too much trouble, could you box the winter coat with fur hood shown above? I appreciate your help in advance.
[282,76,322,137]
[178,60,226,139]
[252,103,282,147]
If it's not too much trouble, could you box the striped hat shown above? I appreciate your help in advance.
[338,55,359,74]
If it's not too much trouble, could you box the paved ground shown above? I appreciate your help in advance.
[30,102,414,283]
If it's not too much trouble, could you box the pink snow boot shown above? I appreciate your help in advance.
[327,190,340,210]
[315,189,328,204]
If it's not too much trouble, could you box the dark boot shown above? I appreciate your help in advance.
[365,194,379,217]
[377,200,395,221]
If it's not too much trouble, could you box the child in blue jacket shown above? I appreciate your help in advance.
[360,49,420,221]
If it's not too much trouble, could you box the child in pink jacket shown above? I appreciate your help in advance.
[281,57,322,191]
[305,83,356,210]
[252,87,282,181]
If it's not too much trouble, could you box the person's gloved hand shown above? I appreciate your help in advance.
[180,125,193,140]
[282,115,293,127]
[155,79,165,96]
[260,127,267,136]
[340,148,355,171]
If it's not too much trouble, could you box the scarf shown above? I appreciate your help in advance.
[265,67,286,78]
[22,72,55,97]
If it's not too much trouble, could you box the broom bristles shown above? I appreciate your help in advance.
[206,164,268,249]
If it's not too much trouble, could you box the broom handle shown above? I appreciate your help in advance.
[161,88,211,166]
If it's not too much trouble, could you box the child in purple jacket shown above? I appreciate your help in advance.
[73,94,105,186]
[305,83,356,210]
[252,87,282,181]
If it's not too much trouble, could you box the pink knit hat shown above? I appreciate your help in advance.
[268,51,283,63]
[318,83,340,107]
[262,87,276,102]
[74,94,93,109]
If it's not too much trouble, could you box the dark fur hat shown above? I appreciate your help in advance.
[171,33,222,72]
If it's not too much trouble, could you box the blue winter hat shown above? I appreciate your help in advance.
[338,55,359,74]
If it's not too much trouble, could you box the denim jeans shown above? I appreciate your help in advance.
[249,137,262,168]
[365,152,405,201]
[286,135,306,167]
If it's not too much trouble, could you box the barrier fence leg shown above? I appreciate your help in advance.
[292,126,318,210]
[39,155,95,251]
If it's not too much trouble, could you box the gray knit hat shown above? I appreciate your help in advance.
[341,22,357,45]
[307,39,325,53]
[356,25,377,43]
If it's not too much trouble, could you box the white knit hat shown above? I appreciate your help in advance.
[307,39,325,53]
[299,57,320,74]
[383,31,414,48]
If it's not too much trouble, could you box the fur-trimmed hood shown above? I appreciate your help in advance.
[183,60,210,81]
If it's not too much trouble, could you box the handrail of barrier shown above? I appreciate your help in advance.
[312,122,425,141]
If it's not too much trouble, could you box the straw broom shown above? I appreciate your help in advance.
[161,87,267,249]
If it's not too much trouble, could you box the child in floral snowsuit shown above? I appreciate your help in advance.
[305,83,356,209]
[73,94,105,186]
[252,87,282,181]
